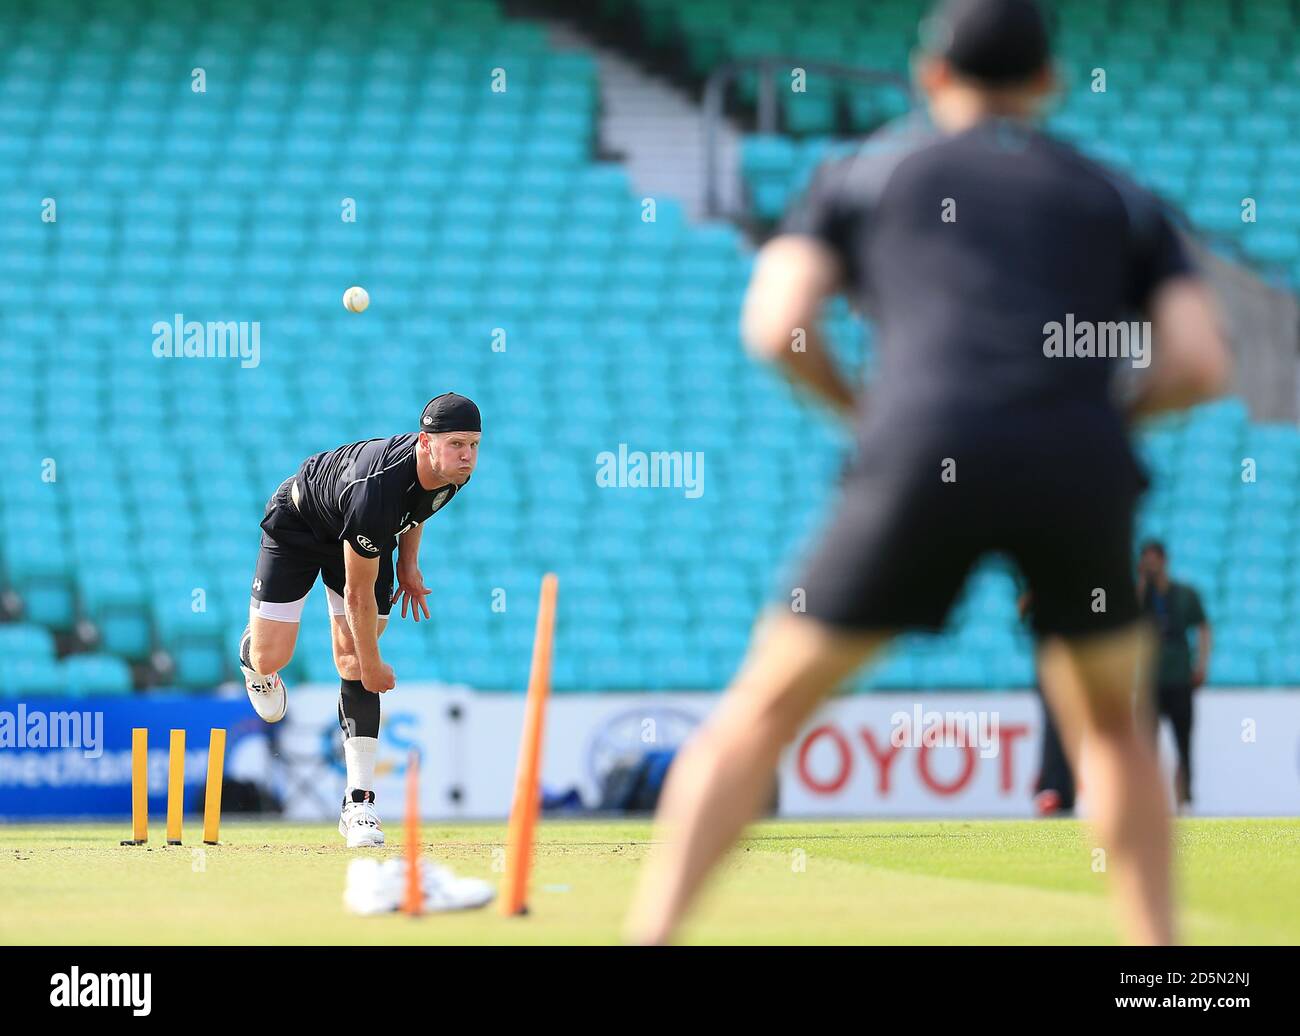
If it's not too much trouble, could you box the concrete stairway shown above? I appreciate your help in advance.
[544,21,744,223]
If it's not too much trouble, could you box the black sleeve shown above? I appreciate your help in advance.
[779,155,859,280]
[1126,193,1197,311]
[340,480,392,559]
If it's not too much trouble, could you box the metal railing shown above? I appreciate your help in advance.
[701,57,912,220]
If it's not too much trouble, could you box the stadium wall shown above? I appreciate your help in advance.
[3,687,1296,820]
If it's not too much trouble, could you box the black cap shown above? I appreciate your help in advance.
[920,0,1050,85]
[420,393,481,433]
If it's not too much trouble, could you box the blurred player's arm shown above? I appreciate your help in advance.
[343,541,394,690]
[1193,622,1211,689]
[392,523,431,622]
[741,235,857,420]
[1128,278,1231,421]
[1191,588,1211,689]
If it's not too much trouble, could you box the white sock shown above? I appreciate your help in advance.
[344,736,378,795]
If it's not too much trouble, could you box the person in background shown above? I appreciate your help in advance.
[1137,540,1211,810]
[238,393,482,847]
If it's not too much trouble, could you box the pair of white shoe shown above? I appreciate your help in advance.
[343,857,496,915]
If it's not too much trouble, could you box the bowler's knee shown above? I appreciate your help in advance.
[250,642,293,675]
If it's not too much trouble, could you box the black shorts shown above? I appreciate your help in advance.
[251,478,394,619]
[796,414,1146,638]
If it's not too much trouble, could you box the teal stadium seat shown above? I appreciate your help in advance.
[62,654,134,696]
[1,0,1298,698]
[1,658,64,696]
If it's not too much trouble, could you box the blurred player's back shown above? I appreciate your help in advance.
[786,118,1189,428]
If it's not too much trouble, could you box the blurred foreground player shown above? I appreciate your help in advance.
[1019,589,1076,815]
[627,0,1230,944]
[239,393,481,846]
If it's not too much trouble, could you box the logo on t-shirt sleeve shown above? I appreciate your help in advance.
[354,535,378,555]
[428,488,452,517]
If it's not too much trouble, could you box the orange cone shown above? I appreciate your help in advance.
[402,749,422,916]
[500,573,558,916]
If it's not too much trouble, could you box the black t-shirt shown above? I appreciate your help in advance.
[1142,580,1207,687]
[781,115,1195,443]
[291,433,462,558]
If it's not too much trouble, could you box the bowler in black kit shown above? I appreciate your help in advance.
[627,0,1231,945]
[237,392,481,846]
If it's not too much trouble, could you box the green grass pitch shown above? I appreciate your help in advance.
[2,818,1297,944]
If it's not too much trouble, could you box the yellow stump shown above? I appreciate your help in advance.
[166,729,185,845]
[121,728,148,845]
[202,728,226,845]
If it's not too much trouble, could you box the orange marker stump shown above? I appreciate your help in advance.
[500,573,558,917]
[166,729,185,845]
[120,728,148,845]
[403,749,422,916]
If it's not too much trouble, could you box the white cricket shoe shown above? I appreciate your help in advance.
[239,625,287,723]
[343,857,495,915]
[339,796,385,848]
[241,665,287,723]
